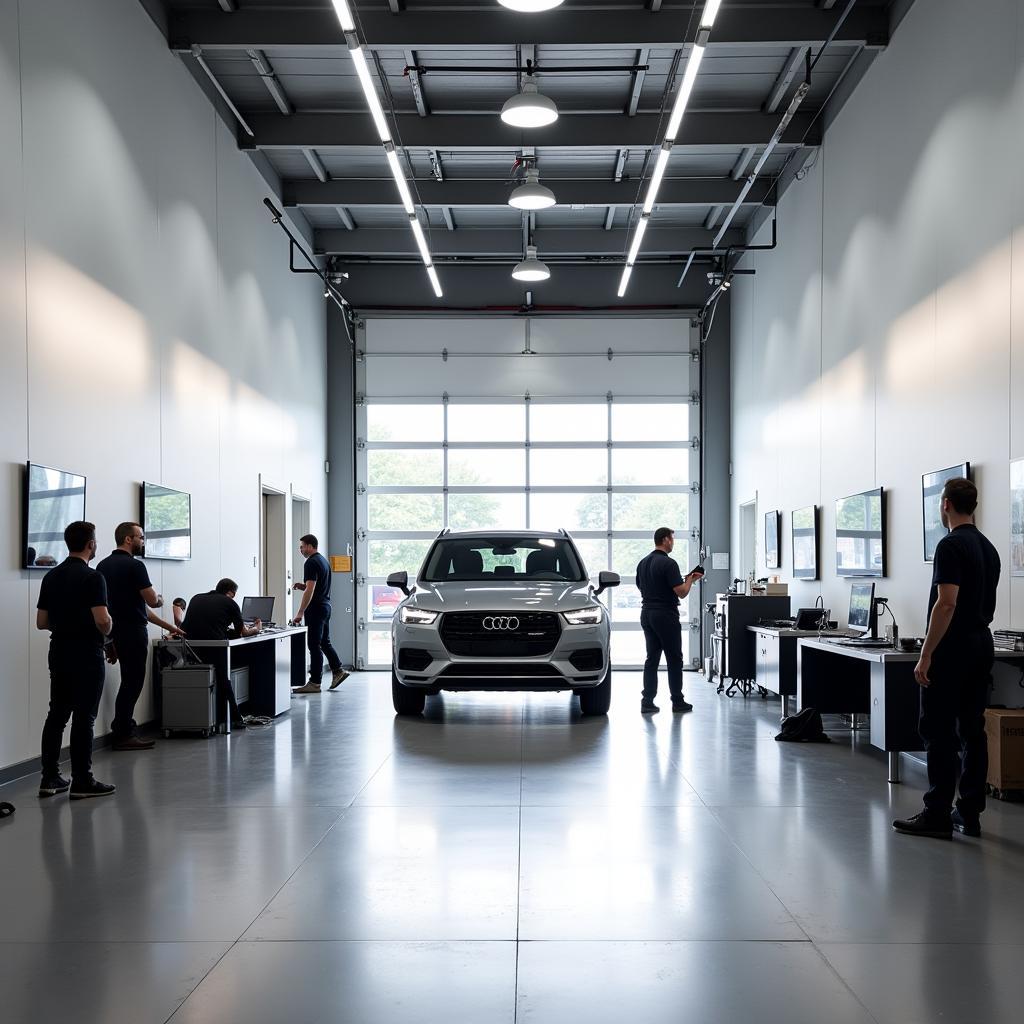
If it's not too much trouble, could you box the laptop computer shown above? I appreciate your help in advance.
[241,596,275,628]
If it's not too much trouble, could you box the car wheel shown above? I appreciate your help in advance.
[579,668,612,716]
[392,666,426,716]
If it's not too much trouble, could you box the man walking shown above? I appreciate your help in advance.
[97,522,182,750]
[894,478,1000,840]
[291,534,348,694]
[636,527,703,714]
[36,521,116,799]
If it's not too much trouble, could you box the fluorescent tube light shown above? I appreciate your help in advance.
[385,149,416,214]
[626,216,649,266]
[410,216,433,266]
[426,265,443,298]
[617,265,633,298]
[701,0,724,28]
[330,0,356,32]
[665,44,705,140]
[349,45,391,143]
[642,146,671,215]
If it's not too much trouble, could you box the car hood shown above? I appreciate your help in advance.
[409,581,598,613]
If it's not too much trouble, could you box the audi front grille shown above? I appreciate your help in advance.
[439,611,561,657]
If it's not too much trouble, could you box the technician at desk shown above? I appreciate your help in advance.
[894,477,1000,841]
[181,578,262,728]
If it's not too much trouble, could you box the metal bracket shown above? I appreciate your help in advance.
[356,483,366,495]
[356,437,366,450]
[442,348,449,362]
[356,575,366,587]
[689,391,700,406]
[690,482,701,495]
[690,436,701,449]
[356,656,366,670]
[356,529,367,542]
[607,348,614,361]
[357,617,366,632]
[355,350,366,363]
[690,349,701,362]
[355,393,366,406]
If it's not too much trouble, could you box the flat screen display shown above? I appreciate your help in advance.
[835,487,885,577]
[848,582,875,635]
[764,510,780,570]
[24,462,86,569]
[791,505,818,580]
[922,463,970,562]
[141,482,191,560]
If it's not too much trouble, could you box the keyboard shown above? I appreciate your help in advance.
[840,637,892,647]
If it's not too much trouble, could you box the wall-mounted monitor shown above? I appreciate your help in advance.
[792,505,819,580]
[764,509,780,569]
[141,482,191,560]
[922,462,970,562]
[23,462,87,569]
[835,487,885,577]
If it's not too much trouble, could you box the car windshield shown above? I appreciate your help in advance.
[422,537,586,582]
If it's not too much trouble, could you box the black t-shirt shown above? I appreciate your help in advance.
[37,556,108,652]
[304,551,332,611]
[928,524,1000,650]
[182,591,244,641]
[636,549,684,611]
[97,549,152,637]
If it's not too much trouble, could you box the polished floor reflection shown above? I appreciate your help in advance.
[2,671,1023,1022]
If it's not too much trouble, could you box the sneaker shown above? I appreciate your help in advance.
[69,778,116,800]
[112,735,155,751]
[640,700,660,714]
[672,700,694,714]
[329,668,349,690]
[892,811,952,839]
[292,682,322,694]
[38,774,71,798]
[952,806,981,838]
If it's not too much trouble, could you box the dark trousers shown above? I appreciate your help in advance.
[40,647,105,782]
[214,664,241,725]
[111,628,148,740]
[641,607,684,703]
[920,634,993,818]
[305,605,341,682]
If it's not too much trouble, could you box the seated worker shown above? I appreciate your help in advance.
[181,579,261,729]
[172,597,186,629]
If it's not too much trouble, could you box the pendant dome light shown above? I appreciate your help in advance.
[512,245,551,282]
[500,78,558,128]
[508,167,556,210]
[497,0,565,11]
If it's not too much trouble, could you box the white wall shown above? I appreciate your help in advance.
[731,0,1024,637]
[0,0,327,772]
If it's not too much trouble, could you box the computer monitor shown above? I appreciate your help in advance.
[242,596,274,624]
[847,583,876,637]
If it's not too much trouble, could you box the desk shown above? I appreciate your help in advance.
[748,627,853,716]
[155,627,307,729]
[797,638,1024,782]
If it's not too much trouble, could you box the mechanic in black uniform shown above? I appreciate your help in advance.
[97,522,182,750]
[182,578,262,728]
[894,478,1000,840]
[291,534,348,694]
[36,521,116,800]
[635,527,704,714]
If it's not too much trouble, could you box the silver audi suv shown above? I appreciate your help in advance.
[386,530,620,717]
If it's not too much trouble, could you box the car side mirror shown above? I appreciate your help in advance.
[594,571,620,596]
[387,571,411,597]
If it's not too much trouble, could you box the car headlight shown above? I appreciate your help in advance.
[563,605,604,626]
[400,606,438,625]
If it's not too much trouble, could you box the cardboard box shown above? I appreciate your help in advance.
[985,708,1024,791]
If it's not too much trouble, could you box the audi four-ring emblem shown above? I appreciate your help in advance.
[483,616,520,631]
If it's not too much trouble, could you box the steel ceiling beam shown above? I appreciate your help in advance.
[627,47,650,117]
[169,8,890,52]
[404,48,429,117]
[316,226,743,257]
[283,176,773,209]
[337,206,356,230]
[245,111,820,151]
[765,46,807,114]
[247,49,292,115]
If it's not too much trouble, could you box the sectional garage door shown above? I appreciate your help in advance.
[354,316,701,670]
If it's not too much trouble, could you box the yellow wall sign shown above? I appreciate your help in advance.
[330,555,353,573]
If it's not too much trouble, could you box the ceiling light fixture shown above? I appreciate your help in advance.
[619,0,721,298]
[329,0,442,296]
[512,245,551,282]
[498,0,564,11]
[501,78,559,128]
[509,167,557,210]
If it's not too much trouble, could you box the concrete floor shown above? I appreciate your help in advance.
[1,671,1023,1023]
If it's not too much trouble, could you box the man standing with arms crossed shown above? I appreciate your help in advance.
[636,527,704,714]
[894,478,1000,840]
[37,521,116,799]
[291,534,348,694]
[98,522,182,750]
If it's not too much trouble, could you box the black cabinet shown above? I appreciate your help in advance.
[714,594,791,681]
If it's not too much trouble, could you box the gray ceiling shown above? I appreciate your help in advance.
[143,0,910,305]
